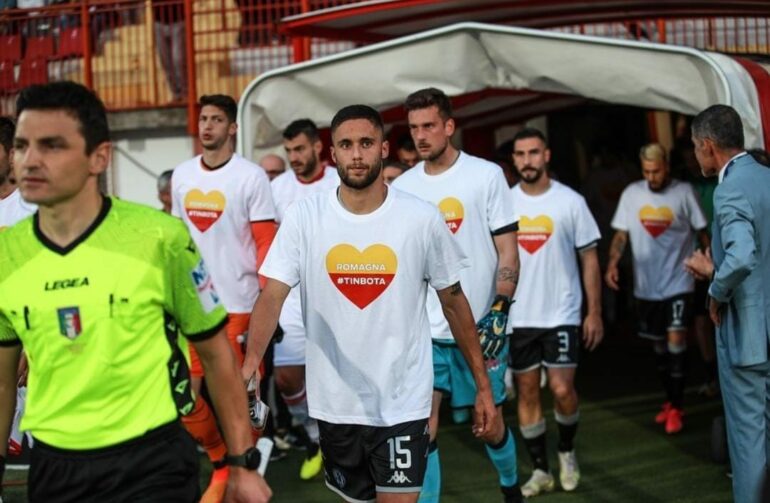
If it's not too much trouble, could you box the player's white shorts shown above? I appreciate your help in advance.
[274,290,306,367]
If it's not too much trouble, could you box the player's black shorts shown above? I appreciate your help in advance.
[28,421,199,503]
[693,279,709,316]
[510,325,580,373]
[319,418,429,502]
[636,293,693,340]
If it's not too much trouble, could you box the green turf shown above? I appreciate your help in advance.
[1,341,732,502]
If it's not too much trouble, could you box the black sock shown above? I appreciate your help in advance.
[523,432,549,472]
[501,483,524,503]
[556,414,579,452]
[655,349,671,402]
[669,349,686,409]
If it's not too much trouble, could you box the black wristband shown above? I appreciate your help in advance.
[491,294,512,313]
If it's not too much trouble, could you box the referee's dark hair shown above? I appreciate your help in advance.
[330,105,384,137]
[16,81,109,155]
[0,116,14,153]
[283,119,320,142]
[404,87,453,121]
[199,94,237,123]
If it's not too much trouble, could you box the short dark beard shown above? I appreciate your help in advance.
[518,166,544,184]
[339,159,382,190]
[296,154,318,178]
[425,141,448,162]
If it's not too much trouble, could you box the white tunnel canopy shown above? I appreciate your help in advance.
[237,22,762,159]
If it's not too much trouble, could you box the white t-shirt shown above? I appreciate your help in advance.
[509,181,601,329]
[271,167,339,339]
[611,179,707,300]
[171,154,276,313]
[261,187,468,426]
[271,167,339,223]
[0,189,36,231]
[392,152,516,341]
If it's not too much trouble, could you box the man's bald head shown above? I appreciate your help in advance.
[259,153,286,181]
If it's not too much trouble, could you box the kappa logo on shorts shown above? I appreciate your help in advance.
[184,189,226,232]
[638,205,673,238]
[387,470,412,484]
[518,215,553,254]
[438,197,464,234]
[326,244,398,309]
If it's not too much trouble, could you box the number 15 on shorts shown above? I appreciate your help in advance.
[387,436,412,469]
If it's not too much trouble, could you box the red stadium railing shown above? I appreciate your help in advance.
[0,3,768,122]
[0,0,356,119]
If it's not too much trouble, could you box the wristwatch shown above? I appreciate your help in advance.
[225,447,261,470]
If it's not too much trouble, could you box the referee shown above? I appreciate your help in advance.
[0,82,271,502]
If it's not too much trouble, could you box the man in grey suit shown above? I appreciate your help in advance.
[691,104,770,503]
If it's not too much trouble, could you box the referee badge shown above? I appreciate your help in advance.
[57,306,82,339]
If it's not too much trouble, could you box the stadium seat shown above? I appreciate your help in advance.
[25,35,55,60]
[0,60,16,94]
[0,35,22,63]
[57,27,84,58]
[17,59,48,87]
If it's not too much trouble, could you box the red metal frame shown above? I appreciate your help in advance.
[281,0,770,42]
[734,57,770,150]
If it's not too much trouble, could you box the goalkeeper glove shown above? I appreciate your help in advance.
[476,295,512,359]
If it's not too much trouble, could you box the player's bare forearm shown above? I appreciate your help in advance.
[493,232,519,299]
[437,283,491,392]
[580,247,602,316]
[194,331,254,455]
[607,231,627,268]
[244,279,290,372]
[0,346,22,457]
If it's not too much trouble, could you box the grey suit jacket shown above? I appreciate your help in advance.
[710,153,770,367]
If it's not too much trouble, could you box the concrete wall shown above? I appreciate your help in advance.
[109,130,194,208]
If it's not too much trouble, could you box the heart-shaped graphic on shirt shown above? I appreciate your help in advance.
[326,244,398,309]
[184,189,226,232]
[639,205,673,238]
[438,197,465,234]
[518,215,553,254]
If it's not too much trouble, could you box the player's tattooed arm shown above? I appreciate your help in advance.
[493,232,519,299]
[449,281,463,295]
[605,230,628,291]
[608,230,628,265]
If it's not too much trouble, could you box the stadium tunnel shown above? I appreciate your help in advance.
[237,22,770,168]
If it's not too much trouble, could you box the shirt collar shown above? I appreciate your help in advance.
[718,151,748,184]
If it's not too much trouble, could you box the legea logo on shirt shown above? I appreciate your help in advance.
[638,205,673,238]
[326,244,397,309]
[184,190,226,232]
[518,215,553,254]
[438,197,464,234]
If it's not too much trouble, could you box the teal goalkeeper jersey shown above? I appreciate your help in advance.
[0,197,227,449]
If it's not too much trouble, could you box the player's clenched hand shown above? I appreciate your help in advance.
[604,264,620,291]
[241,356,260,386]
[471,386,497,438]
[476,295,511,359]
[582,312,603,351]
[226,468,272,502]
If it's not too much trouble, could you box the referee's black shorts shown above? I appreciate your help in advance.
[29,421,199,503]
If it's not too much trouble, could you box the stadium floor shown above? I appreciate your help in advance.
[3,335,731,502]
